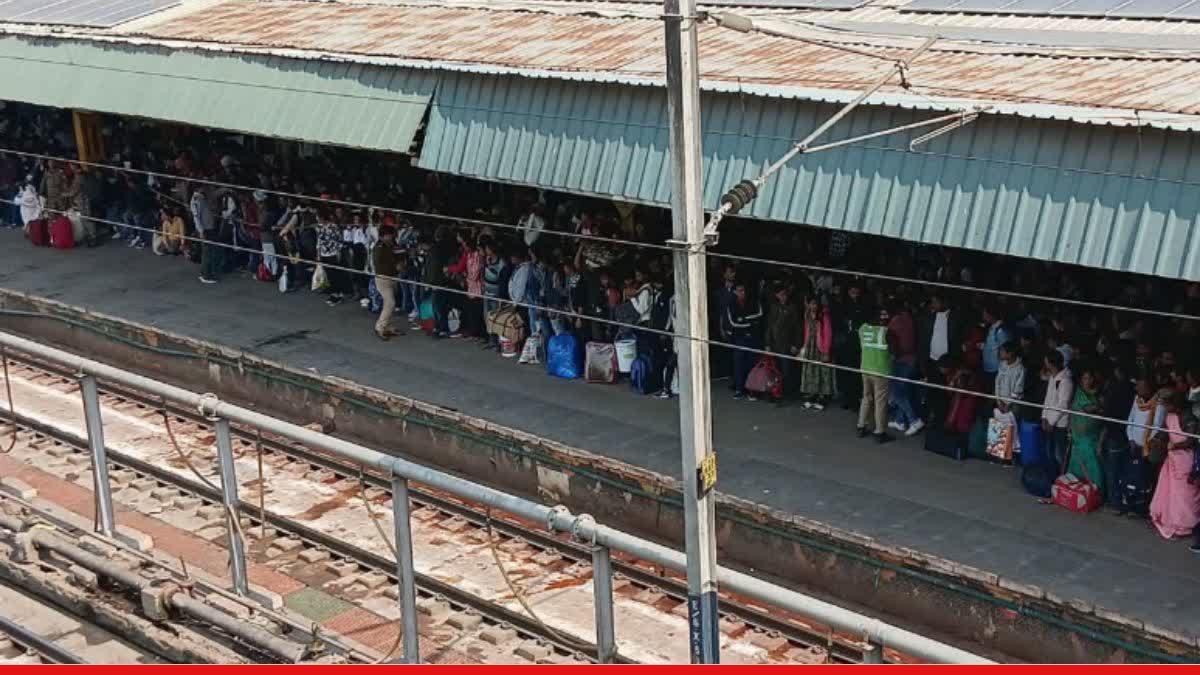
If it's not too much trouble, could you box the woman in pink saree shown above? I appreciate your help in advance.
[1150,393,1200,539]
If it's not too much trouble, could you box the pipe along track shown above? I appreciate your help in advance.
[7,354,900,663]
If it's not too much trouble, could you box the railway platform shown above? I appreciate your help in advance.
[0,230,1197,659]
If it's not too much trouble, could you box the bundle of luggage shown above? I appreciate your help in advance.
[486,306,526,357]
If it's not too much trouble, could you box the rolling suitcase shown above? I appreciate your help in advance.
[49,216,75,249]
[26,219,48,247]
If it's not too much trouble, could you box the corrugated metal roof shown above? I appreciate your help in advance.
[0,33,436,152]
[419,70,1200,280]
[94,0,1200,129]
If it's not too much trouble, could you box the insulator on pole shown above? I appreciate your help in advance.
[719,179,758,215]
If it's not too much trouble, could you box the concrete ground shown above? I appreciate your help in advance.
[1,229,1198,643]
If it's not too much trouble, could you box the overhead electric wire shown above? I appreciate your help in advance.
[0,148,676,255]
[707,250,1200,323]
[18,203,1200,443]
[7,147,1200,325]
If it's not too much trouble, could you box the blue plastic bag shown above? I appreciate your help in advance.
[368,279,383,314]
[547,333,581,380]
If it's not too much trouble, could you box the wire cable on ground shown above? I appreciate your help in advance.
[481,505,597,656]
[159,399,249,572]
[354,469,406,664]
[15,204,1200,443]
[8,145,1198,324]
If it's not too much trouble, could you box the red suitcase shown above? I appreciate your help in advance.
[26,219,49,247]
[49,216,75,249]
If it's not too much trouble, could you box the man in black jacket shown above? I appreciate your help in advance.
[832,281,870,410]
[916,292,964,376]
[725,281,764,401]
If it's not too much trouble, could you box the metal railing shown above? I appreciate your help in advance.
[0,329,993,664]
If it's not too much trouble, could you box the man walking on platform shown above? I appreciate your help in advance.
[373,226,403,341]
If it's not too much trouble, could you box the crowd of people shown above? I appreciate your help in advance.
[3,104,1199,552]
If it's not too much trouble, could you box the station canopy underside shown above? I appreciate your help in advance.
[0,36,436,155]
[4,35,1199,282]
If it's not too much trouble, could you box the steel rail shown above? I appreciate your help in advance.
[0,329,992,664]
[3,410,617,664]
[9,353,883,662]
[45,358,865,663]
[0,614,88,664]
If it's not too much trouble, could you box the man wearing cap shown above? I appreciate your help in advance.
[372,226,403,340]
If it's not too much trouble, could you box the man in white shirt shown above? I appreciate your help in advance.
[1040,350,1074,465]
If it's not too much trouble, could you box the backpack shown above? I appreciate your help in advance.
[614,300,640,328]
[649,291,672,331]
[630,353,660,395]
[1117,453,1152,515]
[1020,462,1056,499]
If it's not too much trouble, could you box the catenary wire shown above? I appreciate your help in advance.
[20,204,1200,443]
[8,146,1200,324]
[0,148,676,255]
[706,250,1200,323]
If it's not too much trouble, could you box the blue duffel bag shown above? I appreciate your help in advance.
[547,333,582,380]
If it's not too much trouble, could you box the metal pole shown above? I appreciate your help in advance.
[863,641,885,664]
[591,545,617,663]
[212,417,249,596]
[663,0,720,663]
[78,375,115,537]
[390,476,420,663]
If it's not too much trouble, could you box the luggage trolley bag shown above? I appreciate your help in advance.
[49,216,75,249]
[26,219,49,247]
[585,342,618,384]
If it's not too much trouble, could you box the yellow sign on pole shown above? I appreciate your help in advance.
[697,453,717,497]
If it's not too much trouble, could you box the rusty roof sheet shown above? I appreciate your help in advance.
[11,0,1200,126]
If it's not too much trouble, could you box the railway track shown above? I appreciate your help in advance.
[2,355,878,664]
[0,614,87,664]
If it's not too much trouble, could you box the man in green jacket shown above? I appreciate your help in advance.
[857,306,897,444]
